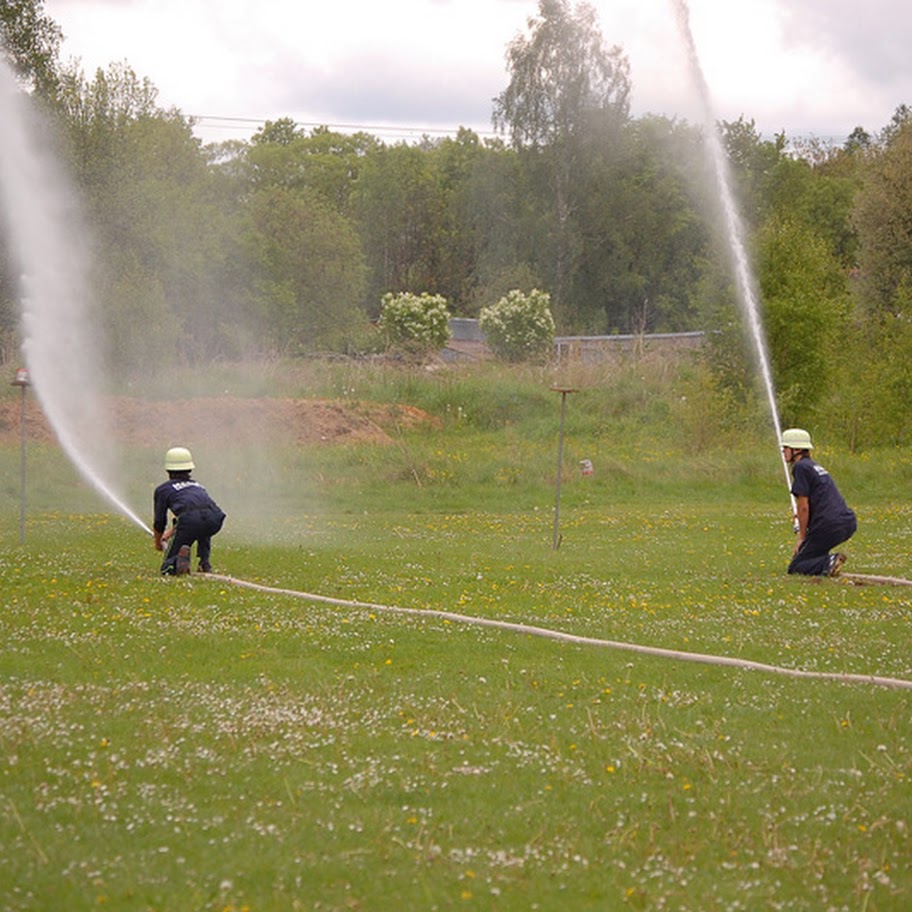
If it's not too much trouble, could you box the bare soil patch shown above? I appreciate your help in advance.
[0,396,438,447]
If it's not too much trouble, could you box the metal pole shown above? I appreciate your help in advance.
[19,382,26,544]
[12,368,30,544]
[551,387,577,550]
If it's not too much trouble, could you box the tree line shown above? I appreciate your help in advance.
[2,0,912,448]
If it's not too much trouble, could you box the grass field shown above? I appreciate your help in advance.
[2,359,912,911]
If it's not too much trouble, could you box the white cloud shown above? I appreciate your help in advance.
[43,0,912,143]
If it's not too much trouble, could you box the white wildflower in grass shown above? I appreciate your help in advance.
[378,291,451,353]
[4,400,912,911]
[479,288,555,362]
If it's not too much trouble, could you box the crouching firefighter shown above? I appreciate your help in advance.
[781,428,856,577]
[153,447,226,575]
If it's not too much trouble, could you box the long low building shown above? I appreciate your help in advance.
[445,319,707,361]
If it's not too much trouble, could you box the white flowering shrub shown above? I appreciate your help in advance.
[479,288,555,362]
[378,292,451,351]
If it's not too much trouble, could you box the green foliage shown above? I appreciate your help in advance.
[247,187,367,353]
[765,155,859,267]
[876,306,912,438]
[355,144,447,312]
[0,247,17,362]
[250,115,304,146]
[54,60,160,138]
[0,0,62,97]
[7,1,912,435]
[244,123,378,216]
[421,129,487,311]
[492,0,631,149]
[853,120,912,316]
[573,115,708,333]
[825,310,912,450]
[51,63,249,372]
[492,0,631,318]
[479,288,556,361]
[378,291,451,352]
[719,117,787,227]
[757,214,850,425]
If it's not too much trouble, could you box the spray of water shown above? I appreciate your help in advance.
[671,0,796,520]
[0,61,152,535]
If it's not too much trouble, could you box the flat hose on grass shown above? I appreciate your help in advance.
[204,573,912,692]
[842,572,912,588]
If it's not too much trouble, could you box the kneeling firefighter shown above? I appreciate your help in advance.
[781,428,856,577]
[153,447,226,575]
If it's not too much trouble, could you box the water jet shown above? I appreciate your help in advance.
[0,60,152,535]
[671,0,797,524]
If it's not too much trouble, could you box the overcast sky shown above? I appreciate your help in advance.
[42,0,912,146]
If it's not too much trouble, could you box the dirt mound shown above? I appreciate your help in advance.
[0,396,438,447]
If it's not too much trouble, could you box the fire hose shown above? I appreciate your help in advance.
[204,573,912,692]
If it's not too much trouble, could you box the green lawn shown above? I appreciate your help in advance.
[2,424,912,910]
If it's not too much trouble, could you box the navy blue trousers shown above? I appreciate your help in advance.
[161,507,226,575]
[787,516,857,576]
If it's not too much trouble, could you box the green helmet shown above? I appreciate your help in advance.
[165,446,195,471]
[780,428,813,450]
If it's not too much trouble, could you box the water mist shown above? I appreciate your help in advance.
[0,61,151,535]
[671,0,796,521]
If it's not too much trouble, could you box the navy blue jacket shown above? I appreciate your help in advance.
[153,478,222,534]
[790,457,855,533]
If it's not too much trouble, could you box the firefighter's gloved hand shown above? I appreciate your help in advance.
[153,530,163,551]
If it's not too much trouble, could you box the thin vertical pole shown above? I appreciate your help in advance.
[551,387,577,550]
[19,381,26,544]
[12,368,29,544]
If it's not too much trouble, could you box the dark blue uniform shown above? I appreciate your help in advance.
[788,457,856,575]
[153,478,226,574]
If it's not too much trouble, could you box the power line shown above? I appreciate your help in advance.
[187,113,852,149]
[187,113,500,142]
